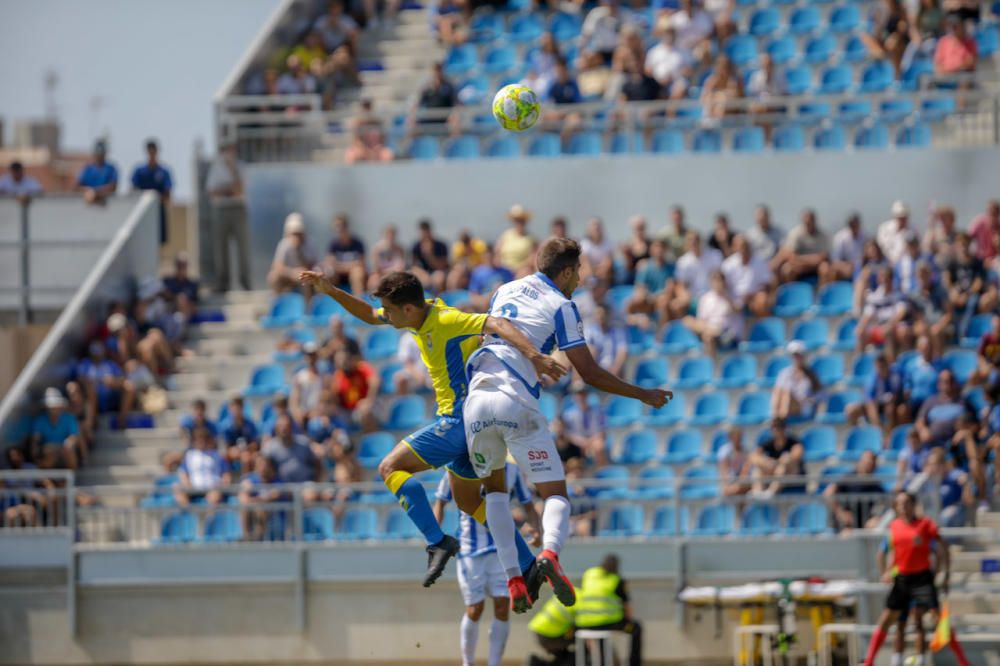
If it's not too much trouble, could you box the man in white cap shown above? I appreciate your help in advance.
[268,213,320,296]
[878,201,912,264]
[771,340,823,420]
[31,388,82,469]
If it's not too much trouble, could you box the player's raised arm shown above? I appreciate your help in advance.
[484,315,567,382]
[564,344,672,408]
[299,270,383,326]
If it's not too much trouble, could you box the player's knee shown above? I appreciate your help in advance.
[467,602,484,621]
[493,598,510,622]
[377,457,396,482]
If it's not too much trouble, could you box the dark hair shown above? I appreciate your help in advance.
[418,218,432,231]
[537,238,581,279]
[192,399,206,410]
[10,161,23,171]
[146,139,158,151]
[601,553,620,574]
[373,271,426,307]
[191,426,213,440]
[343,337,361,356]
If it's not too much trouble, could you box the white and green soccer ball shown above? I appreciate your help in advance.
[492,84,540,132]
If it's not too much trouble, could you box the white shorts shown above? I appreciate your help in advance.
[457,552,508,606]
[464,384,565,484]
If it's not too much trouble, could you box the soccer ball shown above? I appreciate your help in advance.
[492,84,540,132]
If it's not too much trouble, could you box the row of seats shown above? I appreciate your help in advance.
[600,501,834,537]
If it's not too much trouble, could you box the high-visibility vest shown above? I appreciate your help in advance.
[574,566,624,628]
[529,597,575,639]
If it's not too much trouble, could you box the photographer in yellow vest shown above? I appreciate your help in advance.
[527,597,575,666]
[574,554,643,666]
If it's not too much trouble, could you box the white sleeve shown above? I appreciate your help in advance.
[434,474,453,503]
[555,301,587,350]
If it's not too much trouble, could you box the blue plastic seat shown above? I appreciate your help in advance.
[528,132,561,157]
[717,355,757,389]
[888,425,912,460]
[855,123,889,149]
[680,466,720,500]
[773,123,805,152]
[818,65,853,95]
[740,503,780,535]
[784,65,813,95]
[848,353,876,388]
[775,282,814,317]
[802,425,837,462]
[486,135,521,158]
[364,327,400,360]
[944,349,977,385]
[880,98,915,123]
[674,105,704,127]
[842,34,868,64]
[509,13,544,43]
[692,503,735,536]
[358,432,395,469]
[159,512,198,544]
[482,45,517,76]
[439,289,471,308]
[900,57,934,90]
[273,328,316,362]
[643,394,685,427]
[732,392,772,426]
[704,430,730,464]
[566,131,603,156]
[549,12,582,43]
[829,4,861,33]
[791,319,829,351]
[606,395,643,427]
[977,24,999,57]
[691,392,729,427]
[610,131,643,154]
[539,392,558,422]
[921,97,956,123]
[663,429,703,465]
[726,34,759,66]
[651,129,684,154]
[649,506,687,537]
[384,512,421,540]
[307,293,347,327]
[749,8,782,37]
[261,293,305,328]
[676,357,714,390]
[204,510,243,543]
[244,364,288,397]
[741,317,786,353]
[599,506,646,537]
[409,135,440,160]
[810,353,845,386]
[758,356,792,389]
[442,44,478,77]
[141,474,179,508]
[385,395,428,430]
[337,508,379,540]
[633,467,675,500]
[818,389,862,424]
[841,426,882,461]
[458,75,490,104]
[616,430,659,466]
[962,313,992,348]
[814,281,853,316]
[766,35,798,65]
[468,12,502,43]
[444,135,480,159]
[635,358,670,387]
[789,6,822,35]
[804,33,837,65]
[838,99,873,123]
[660,321,702,354]
[833,318,858,351]
[692,129,722,154]
[797,100,831,125]
[896,122,932,148]
[786,502,830,535]
[814,124,846,150]
[733,127,765,153]
[590,465,630,499]
[303,508,336,541]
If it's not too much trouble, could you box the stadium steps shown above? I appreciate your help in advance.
[77,464,163,486]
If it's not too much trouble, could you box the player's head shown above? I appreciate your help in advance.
[894,490,918,520]
[536,237,581,297]
[373,271,427,328]
[601,553,620,574]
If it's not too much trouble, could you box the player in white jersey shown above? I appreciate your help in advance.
[463,237,672,612]
[433,462,540,666]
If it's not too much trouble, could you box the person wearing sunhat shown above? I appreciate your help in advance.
[30,388,83,469]
[878,200,912,264]
[267,213,320,296]
[495,204,538,275]
[771,340,823,420]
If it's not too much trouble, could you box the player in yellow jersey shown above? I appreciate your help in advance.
[300,270,565,587]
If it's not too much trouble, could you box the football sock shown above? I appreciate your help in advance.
[542,495,571,554]
[460,613,478,666]
[473,500,536,573]
[485,492,522,579]
[889,653,903,666]
[488,618,510,666]
[385,470,444,547]
[863,627,888,666]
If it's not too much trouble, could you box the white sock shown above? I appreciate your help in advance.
[488,618,510,666]
[890,652,904,666]
[485,492,521,579]
[542,495,571,555]
[912,654,925,666]
[460,614,478,666]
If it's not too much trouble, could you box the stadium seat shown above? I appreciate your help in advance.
[692,129,722,154]
[627,326,655,355]
[663,429,703,465]
[633,467,675,500]
[732,392,772,426]
[717,354,757,389]
[486,135,521,158]
[691,392,729,427]
[786,502,830,535]
[692,503,735,536]
[876,464,897,492]
[445,135,481,159]
[838,99,872,123]
[921,97,956,123]
[159,512,198,544]
[818,65,853,95]
[841,426,882,461]
[703,430,730,464]
[832,318,858,351]
[458,75,490,104]
[468,12,502,43]
[509,13,544,43]
[791,319,828,351]
[261,293,305,328]
[681,466,720,500]
[358,432,395,469]
[802,425,838,462]
[962,313,992,348]
[740,503,780,536]
[818,389,861,424]
[676,357,714,390]
[385,396,427,430]
[803,33,837,65]
[599,505,646,537]
[591,465,630,499]
[409,136,440,160]
[443,44,478,77]
[896,122,932,149]
[977,24,999,57]
[814,281,853,316]
[528,132,561,157]
[733,127,765,153]
[660,321,702,354]
[888,424,912,459]
[817,464,853,493]
[337,508,379,540]
[741,317,786,353]
[650,129,685,154]
[482,45,518,76]
[566,131,603,156]
[643,394,685,427]
[797,100,831,125]
[617,430,659,465]
[880,98,915,123]
[766,35,798,65]
[773,123,805,152]
[548,12,582,43]
[783,65,813,95]
[944,350,976,384]
[610,131,643,155]
[855,123,890,150]
[307,294,347,327]
[789,6,822,35]
[848,353,876,388]
[811,354,845,386]
[244,364,288,397]
[649,506,687,537]
[635,358,670,387]
[364,327,400,360]
[814,124,846,150]
[829,4,861,33]
[274,328,315,362]
[842,34,868,63]
[859,60,894,93]
[606,395,643,428]
[757,356,792,389]
[204,510,243,543]
[774,282,814,317]
[749,8,781,37]
[725,34,758,66]
[303,508,336,541]
[383,512,421,540]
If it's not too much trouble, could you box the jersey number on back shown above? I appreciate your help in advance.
[498,303,518,319]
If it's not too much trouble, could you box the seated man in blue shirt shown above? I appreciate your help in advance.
[468,245,514,311]
[76,341,136,430]
[847,353,902,431]
[161,252,199,323]
[31,388,82,469]
[901,335,942,420]
[130,139,172,243]
[76,140,118,205]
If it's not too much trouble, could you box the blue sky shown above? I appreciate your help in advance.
[0,0,280,199]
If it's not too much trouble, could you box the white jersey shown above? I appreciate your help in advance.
[435,462,533,558]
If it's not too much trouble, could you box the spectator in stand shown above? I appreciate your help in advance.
[238,456,283,541]
[161,252,199,324]
[174,426,229,507]
[772,341,823,420]
[268,213,320,295]
[668,0,715,55]
[206,140,251,292]
[496,205,538,276]
[291,342,326,427]
[451,230,488,269]
[331,339,380,431]
[950,412,988,510]
[277,54,317,95]
[934,16,978,76]
[827,212,866,285]
[661,230,723,320]
[824,451,886,532]
[2,447,46,527]
[410,218,450,293]
[901,334,943,418]
[393,332,432,394]
[130,139,173,244]
[701,54,744,119]
[179,398,218,448]
[221,395,260,463]
[855,265,908,356]
[619,52,661,102]
[550,216,569,240]
[315,45,361,110]
[772,208,831,283]
[552,417,585,464]
[896,426,932,490]
[945,231,997,338]
[565,457,599,537]
[907,261,952,356]
[895,231,934,295]
[529,32,562,91]
[31,388,82,470]
[468,245,514,310]
[581,218,616,282]
[634,238,672,294]
[862,0,912,77]
[581,0,627,64]
[877,201,913,265]
[718,427,751,496]
[76,140,118,206]
[620,215,652,282]
[344,125,394,164]
[306,390,349,448]
[76,341,136,431]
[563,385,609,467]
[847,353,903,432]
[0,161,42,205]
[262,394,297,436]
[907,0,947,65]
[683,270,744,358]
[324,214,367,296]
[263,414,322,485]
[293,30,328,69]
[916,369,975,447]
[972,313,1000,386]
[751,417,806,496]
[924,447,973,526]
[586,305,628,377]
[721,234,774,317]
[547,57,582,105]
[313,0,359,53]
[747,204,784,261]
[644,25,693,100]
[656,205,688,261]
[708,213,734,257]
[319,316,352,363]
[64,380,94,447]
[923,205,960,264]
[416,62,457,126]
[368,224,407,290]
[969,199,1000,265]
[747,53,786,102]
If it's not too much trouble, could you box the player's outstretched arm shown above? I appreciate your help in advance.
[484,315,568,382]
[299,270,383,326]
[565,345,672,408]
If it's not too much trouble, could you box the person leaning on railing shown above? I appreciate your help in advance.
[0,161,43,206]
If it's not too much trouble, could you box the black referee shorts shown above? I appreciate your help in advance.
[886,570,939,614]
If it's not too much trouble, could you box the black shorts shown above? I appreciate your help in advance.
[886,570,939,613]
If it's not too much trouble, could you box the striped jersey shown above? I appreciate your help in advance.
[435,462,533,558]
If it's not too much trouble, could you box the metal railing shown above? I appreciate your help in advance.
[0,469,74,530]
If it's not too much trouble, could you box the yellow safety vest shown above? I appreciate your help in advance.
[529,597,575,639]
[574,567,624,628]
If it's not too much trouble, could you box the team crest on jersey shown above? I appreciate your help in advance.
[425,332,434,351]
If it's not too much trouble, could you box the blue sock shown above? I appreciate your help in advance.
[386,471,445,547]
